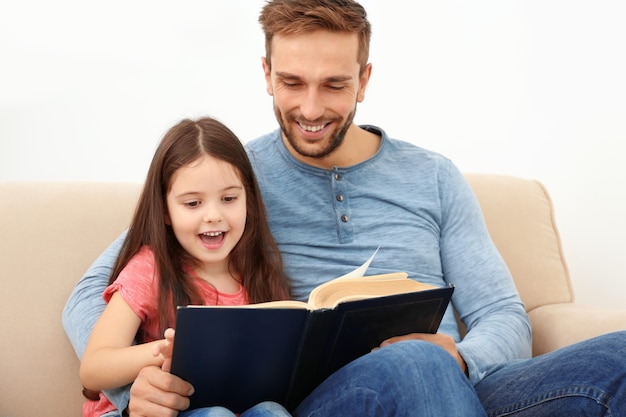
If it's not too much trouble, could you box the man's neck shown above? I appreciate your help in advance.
[285,124,381,169]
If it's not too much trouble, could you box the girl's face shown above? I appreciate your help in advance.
[166,154,247,280]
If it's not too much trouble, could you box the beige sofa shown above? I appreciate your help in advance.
[1,175,625,417]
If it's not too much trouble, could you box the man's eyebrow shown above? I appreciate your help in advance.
[275,71,353,83]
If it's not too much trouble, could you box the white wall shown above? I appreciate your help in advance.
[2,1,625,308]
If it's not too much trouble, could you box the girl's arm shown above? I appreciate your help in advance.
[79,291,165,391]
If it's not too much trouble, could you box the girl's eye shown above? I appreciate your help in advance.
[223,196,238,203]
[184,201,201,207]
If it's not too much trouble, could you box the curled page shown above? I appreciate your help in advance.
[334,245,380,280]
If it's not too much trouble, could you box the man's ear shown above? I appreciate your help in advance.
[357,63,373,103]
[262,57,273,96]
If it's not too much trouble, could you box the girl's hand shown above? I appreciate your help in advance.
[152,328,176,372]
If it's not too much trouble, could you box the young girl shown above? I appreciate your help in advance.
[79,117,292,417]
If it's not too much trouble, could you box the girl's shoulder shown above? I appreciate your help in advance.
[117,246,156,281]
[104,246,157,300]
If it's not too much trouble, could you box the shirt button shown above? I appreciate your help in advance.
[334,173,342,181]
[340,215,349,222]
[336,195,344,202]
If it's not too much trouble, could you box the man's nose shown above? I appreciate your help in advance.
[300,88,325,121]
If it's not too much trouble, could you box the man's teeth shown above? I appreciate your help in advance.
[202,232,223,236]
[300,123,325,132]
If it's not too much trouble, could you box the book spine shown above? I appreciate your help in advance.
[284,308,338,411]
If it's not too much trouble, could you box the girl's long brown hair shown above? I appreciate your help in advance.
[109,117,290,337]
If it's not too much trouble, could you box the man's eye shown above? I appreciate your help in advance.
[328,85,345,91]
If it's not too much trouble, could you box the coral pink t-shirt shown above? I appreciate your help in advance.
[83,246,248,417]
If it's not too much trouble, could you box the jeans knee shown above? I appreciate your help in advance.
[243,401,292,417]
[180,406,236,417]
[375,340,459,376]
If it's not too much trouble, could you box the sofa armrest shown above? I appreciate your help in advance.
[528,303,626,356]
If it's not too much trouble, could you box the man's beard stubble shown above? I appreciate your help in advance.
[274,103,357,160]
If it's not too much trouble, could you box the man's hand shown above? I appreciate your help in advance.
[127,365,193,417]
[380,333,468,376]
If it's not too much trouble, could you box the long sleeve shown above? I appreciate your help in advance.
[437,165,532,384]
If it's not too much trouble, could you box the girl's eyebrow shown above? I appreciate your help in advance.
[174,185,244,199]
[221,185,244,193]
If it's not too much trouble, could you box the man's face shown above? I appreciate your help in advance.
[263,30,370,163]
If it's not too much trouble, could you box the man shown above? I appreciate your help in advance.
[63,1,626,416]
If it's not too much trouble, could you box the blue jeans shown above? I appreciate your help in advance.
[180,401,291,417]
[294,332,626,417]
[295,340,486,416]
[475,331,626,416]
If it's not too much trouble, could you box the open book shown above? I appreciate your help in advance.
[170,250,454,413]
[245,270,436,310]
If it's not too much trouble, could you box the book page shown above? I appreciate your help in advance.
[184,300,313,310]
[308,274,435,309]
[245,300,313,310]
[333,246,380,280]
[177,248,384,311]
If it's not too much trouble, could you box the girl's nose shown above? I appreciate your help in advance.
[202,204,223,223]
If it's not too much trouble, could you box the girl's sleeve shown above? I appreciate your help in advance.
[103,246,158,323]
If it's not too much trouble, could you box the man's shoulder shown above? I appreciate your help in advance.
[245,129,281,154]
[383,135,452,167]
[363,124,450,163]
[371,127,461,187]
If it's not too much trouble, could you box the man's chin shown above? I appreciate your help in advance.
[282,123,343,159]
[292,144,326,159]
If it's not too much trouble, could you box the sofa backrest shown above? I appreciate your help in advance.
[465,173,574,311]
[0,181,141,417]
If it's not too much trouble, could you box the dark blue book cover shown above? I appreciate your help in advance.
[170,284,454,413]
